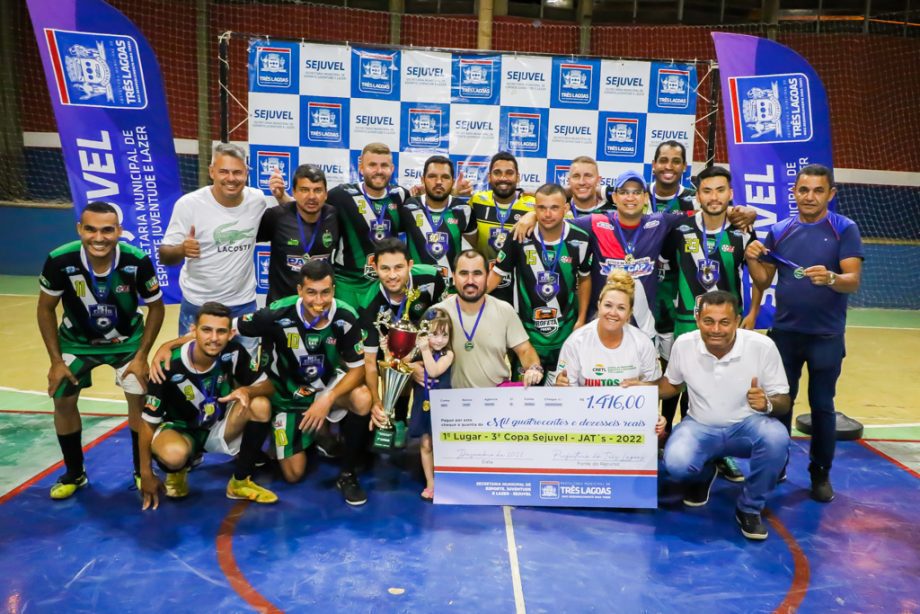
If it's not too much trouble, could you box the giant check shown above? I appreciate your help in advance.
[430,386,658,508]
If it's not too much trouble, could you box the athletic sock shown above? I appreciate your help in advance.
[130,429,140,475]
[341,412,371,474]
[57,431,84,480]
[234,421,270,481]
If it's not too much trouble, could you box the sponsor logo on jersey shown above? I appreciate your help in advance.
[307,102,343,142]
[169,374,184,383]
[122,266,138,274]
[45,29,148,108]
[115,284,130,293]
[643,220,660,229]
[408,108,444,148]
[252,47,292,89]
[459,58,495,99]
[64,266,79,274]
[604,117,639,157]
[256,150,291,191]
[533,307,560,335]
[721,245,735,253]
[729,73,813,144]
[656,68,690,109]
[357,51,396,95]
[599,257,655,278]
[558,63,593,105]
[275,318,295,326]
[508,112,541,153]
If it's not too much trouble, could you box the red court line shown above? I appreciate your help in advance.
[217,501,284,614]
[0,409,128,417]
[857,440,920,479]
[435,466,657,475]
[764,510,810,614]
[0,419,128,505]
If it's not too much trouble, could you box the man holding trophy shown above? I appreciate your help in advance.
[362,239,446,449]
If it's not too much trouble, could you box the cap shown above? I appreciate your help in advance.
[613,170,648,191]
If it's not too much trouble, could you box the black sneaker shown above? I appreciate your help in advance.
[336,472,367,506]
[735,508,768,540]
[682,466,718,507]
[315,435,344,459]
[809,465,835,503]
[715,457,745,483]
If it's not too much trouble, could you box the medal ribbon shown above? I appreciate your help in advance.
[612,213,644,259]
[360,182,391,233]
[85,252,116,302]
[299,303,329,330]
[421,196,449,232]
[295,211,320,257]
[455,299,486,347]
[187,342,219,406]
[535,227,562,275]
[701,217,727,260]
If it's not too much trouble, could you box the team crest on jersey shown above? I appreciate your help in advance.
[306,334,321,350]
[299,355,325,381]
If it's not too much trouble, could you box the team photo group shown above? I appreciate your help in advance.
[38,136,863,542]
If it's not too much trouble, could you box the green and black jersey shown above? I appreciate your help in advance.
[39,241,162,354]
[648,187,698,335]
[235,297,365,410]
[358,264,448,353]
[570,198,616,219]
[257,202,339,304]
[326,183,409,285]
[142,340,264,430]
[400,196,476,282]
[493,223,593,352]
[661,214,752,339]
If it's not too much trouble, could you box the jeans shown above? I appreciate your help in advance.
[768,329,845,470]
[179,298,260,355]
[663,414,789,514]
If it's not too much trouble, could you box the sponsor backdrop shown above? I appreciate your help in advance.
[26,0,183,303]
[713,33,834,327]
[247,41,698,196]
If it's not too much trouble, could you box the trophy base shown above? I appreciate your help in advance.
[372,421,408,450]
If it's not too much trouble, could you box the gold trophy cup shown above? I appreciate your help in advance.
[372,288,427,449]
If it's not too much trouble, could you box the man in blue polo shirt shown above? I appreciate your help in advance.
[745,164,864,503]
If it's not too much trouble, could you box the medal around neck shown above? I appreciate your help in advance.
[373,288,427,450]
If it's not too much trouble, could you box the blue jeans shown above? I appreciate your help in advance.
[768,329,845,470]
[663,414,789,514]
[179,298,259,354]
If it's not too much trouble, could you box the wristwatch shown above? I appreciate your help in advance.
[827,272,837,286]
[764,398,774,415]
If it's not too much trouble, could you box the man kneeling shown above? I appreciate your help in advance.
[659,291,790,540]
[138,302,277,510]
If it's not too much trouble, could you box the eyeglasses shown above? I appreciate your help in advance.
[616,189,644,197]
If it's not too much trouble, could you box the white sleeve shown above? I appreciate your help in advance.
[664,337,686,386]
[638,335,662,382]
[555,337,582,385]
[760,339,790,396]
[162,196,191,246]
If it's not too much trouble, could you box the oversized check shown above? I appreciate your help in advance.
[430,386,658,508]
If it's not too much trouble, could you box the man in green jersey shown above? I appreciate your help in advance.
[138,302,276,509]
[235,260,373,506]
[400,155,477,286]
[488,183,593,383]
[37,202,165,499]
[361,239,446,444]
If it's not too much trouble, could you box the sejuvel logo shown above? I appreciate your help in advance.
[256,151,290,190]
[307,102,342,142]
[46,29,148,109]
[459,59,494,99]
[508,113,540,152]
[256,47,292,88]
[409,108,443,148]
[656,68,690,109]
[559,63,593,104]
[357,52,396,95]
[604,118,639,157]
[729,73,813,144]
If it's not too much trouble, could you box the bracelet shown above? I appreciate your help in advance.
[524,364,544,374]
[828,272,837,286]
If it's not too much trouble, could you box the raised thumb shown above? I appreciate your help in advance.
[188,225,196,238]
[751,377,759,389]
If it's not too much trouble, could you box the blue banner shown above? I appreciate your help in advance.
[27,0,183,302]
[712,32,834,327]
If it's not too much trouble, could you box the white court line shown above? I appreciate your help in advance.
[847,325,920,331]
[0,385,124,404]
[503,505,526,614]
[863,422,920,429]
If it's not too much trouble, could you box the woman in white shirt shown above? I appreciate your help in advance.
[556,270,665,433]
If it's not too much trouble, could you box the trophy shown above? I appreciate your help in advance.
[372,288,428,450]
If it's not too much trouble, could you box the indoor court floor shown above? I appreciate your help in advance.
[1,275,918,613]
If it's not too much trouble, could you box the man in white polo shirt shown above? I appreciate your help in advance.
[658,290,790,540]
[160,143,281,348]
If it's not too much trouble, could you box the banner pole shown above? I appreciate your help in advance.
[219,31,230,143]
[706,62,719,168]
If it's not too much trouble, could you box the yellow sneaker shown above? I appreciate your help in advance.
[164,468,190,498]
[226,476,278,504]
[50,473,88,500]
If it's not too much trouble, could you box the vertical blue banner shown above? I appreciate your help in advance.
[27,0,183,302]
[712,33,834,327]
